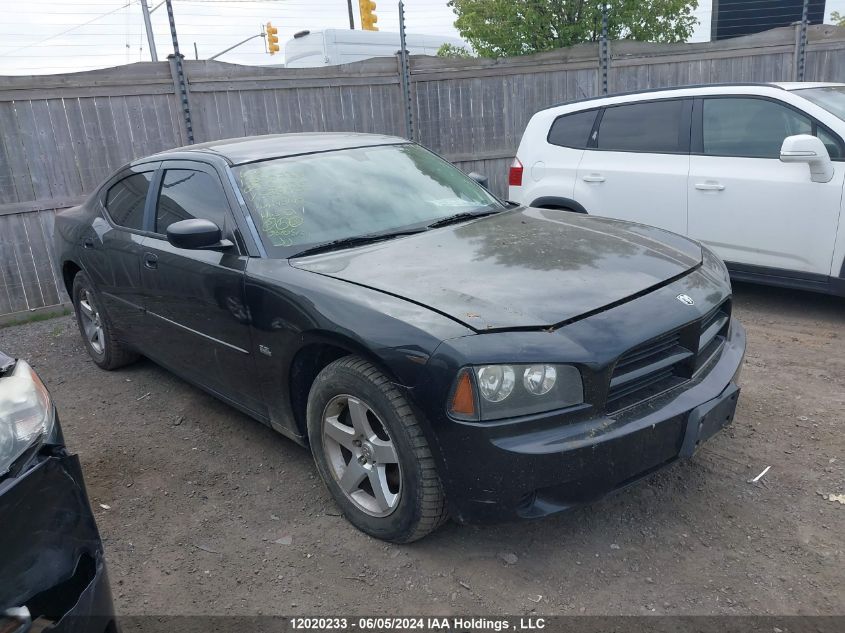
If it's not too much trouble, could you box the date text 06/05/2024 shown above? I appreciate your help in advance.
[290,617,547,630]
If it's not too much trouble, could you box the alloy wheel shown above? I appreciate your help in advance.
[78,288,105,355]
[321,394,402,517]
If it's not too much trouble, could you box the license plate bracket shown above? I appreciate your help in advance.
[679,384,740,457]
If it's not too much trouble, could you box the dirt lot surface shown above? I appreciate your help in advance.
[1,283,843,617]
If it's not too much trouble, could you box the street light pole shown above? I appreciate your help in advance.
[209,32,265,60]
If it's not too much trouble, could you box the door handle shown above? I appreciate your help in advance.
[694,182,725,191]
[82,237,94,249]
[143,252,158,269]
[582,174,606,183]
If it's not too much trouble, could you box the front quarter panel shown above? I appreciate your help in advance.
[244,259,472,440]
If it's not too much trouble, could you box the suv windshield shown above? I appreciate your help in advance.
[232,143,502,256]
[794,85,845,121]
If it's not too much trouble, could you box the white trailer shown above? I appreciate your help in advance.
[284,29,468,68]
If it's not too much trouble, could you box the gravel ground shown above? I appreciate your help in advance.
[1,282,843,617]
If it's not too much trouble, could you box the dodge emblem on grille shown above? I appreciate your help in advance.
[676,294,695,306]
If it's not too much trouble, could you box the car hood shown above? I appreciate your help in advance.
[291,207,702,331]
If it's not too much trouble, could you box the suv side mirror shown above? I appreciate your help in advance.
[467,171,489,190]
[780,134,834,183]
[166,219,232,250]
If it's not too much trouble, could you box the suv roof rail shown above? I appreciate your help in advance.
[538,82,786,113]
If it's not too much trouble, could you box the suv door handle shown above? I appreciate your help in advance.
[143,252,158,269]
[582,174,606,183]
[694,182,725,191]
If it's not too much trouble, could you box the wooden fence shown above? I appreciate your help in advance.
[2,24,845,320]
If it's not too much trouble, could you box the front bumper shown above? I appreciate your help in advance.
[0,438,117,633]
[439,320,746,524]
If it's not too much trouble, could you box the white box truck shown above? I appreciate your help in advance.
[284,29,468,68]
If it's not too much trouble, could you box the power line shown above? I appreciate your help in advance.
[0,0,136,57]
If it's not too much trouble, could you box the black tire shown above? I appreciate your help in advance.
[71,271,138,370]
[306,355,448,542]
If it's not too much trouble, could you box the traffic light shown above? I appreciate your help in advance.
[266,22,280,55]
[359,0,378,31]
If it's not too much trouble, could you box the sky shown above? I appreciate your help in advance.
[0,0,843,75]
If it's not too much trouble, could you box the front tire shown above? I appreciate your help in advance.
[306,356,448,542]
[71,271,138,370]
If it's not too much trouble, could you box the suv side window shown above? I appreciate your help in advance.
[596,100,686,153]
[702,97,812,158]
[105,172,153,230]
[548,109,597,148]
[154,169,232,235]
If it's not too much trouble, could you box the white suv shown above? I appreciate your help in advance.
[509,83,845,296]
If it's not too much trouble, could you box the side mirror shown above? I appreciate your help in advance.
[166,219,231,250]
[467,171,489,190]
[780,134,834,183]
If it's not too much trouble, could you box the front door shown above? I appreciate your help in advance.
[688,96,844,277]
[573,98,691,235]
[139,161,262,413]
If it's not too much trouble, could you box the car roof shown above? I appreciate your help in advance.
[773,82,845,91]
[538,81,845,114]
[140,132,408,166]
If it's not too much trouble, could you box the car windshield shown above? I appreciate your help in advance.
[793,85,845,121]
[232,143,503,256]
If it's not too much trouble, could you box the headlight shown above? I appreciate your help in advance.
[0,360,53,476]
[449,363,583,421]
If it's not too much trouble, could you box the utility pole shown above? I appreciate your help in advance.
[347,0,355,29]
[141,0,158,61]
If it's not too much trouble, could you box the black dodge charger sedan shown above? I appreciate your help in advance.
[55,133,745,542]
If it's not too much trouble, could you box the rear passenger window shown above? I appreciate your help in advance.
[105,173,153,230]
[597,100,686,153]
[155,169,231,235]
[548,110,597,148]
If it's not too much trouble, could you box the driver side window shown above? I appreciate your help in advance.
[154,168,232,235]
[702,97,841,159]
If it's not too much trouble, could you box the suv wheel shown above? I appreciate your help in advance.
[306,356,448,542]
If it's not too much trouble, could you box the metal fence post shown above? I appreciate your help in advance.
[165,0,194,144]
[599,2,609,95]
[398,1,414,140]
[796,0,809,81]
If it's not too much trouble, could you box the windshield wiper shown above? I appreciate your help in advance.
[426,208,502,229]
[290,228,426,258]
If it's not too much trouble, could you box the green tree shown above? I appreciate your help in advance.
[831,11,845,26]
[436,43,475,58]
[447,0,699,58]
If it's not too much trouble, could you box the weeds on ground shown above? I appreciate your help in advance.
[0,308,72,329]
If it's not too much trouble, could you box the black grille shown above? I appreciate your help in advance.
[606,300,731,413]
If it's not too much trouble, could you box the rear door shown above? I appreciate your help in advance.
[687,96,844,276]
[573,98,691,235]
[139,160,262,412]
[81,164,158,346]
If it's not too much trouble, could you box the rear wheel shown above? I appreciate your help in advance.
[307,356,448,542]
[71,271,138,370]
